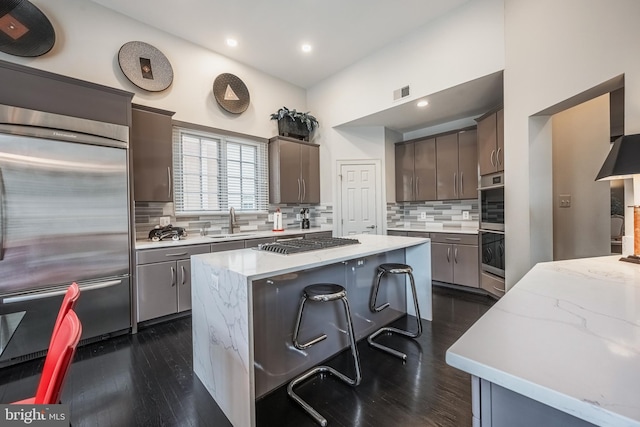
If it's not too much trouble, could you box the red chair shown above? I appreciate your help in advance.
[50,282,80,347]
[12,310,82,404]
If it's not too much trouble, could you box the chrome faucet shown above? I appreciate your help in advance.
[229,207,239,234]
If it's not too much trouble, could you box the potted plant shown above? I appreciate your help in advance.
[270,106,319,141]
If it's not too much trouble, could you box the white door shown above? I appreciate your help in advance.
[340,163,379,235]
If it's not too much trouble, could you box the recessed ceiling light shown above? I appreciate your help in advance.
[301,44,312,53]
[226,38,238,47]
[417,100,429,107]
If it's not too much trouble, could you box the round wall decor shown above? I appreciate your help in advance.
[118,41,173,92]
[213,73,250,114]
[0,0,55,57]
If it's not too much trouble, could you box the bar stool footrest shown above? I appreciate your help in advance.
[287,365,359,427]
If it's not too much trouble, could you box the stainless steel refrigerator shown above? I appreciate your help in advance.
[0,104,131,366]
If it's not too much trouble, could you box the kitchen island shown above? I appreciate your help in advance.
[446,256,640,427]
[191,234,431,427]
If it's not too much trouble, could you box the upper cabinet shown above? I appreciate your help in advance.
[269,136,320,204]
[436,129,478,200]
[131,105,175,202]
[477,108,504,176]
[395,138,436,202]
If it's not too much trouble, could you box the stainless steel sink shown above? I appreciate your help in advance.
[208,233,255,239]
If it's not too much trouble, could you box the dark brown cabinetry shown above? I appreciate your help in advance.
[131,104,175,202]
[395,138,437,202]
[430,233,479,288]
[436,129,478,200]
[135,244,210,323]
[477,108,504,176]
[269,136,320,204]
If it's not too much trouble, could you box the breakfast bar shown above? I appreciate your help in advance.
[190,234,431,427]
[446,256,640,427]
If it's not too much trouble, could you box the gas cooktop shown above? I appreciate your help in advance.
[257,237,360,255]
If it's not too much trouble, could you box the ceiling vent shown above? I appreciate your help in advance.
[393,85,410,101]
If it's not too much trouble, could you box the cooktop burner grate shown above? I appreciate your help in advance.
[257,237,360,255]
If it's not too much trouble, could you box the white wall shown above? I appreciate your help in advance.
[504,0,640,286]
[552,95,610,260]
[308,0,505,204]
[0,0,306,138]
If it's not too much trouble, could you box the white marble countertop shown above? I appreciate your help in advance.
[388,225,478,235]
[191,234,430,281]
[446,256,640,427]
[135,227,330,250]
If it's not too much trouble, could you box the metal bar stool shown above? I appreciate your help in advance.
[287,283,362,427]
[367,263,422,360]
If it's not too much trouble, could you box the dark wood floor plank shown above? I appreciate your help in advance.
[0,285,493,426]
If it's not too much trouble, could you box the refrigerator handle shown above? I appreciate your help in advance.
[0,167,5,261]
[3,279,123,304]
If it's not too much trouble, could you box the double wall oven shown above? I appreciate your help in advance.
[479,172,505,296]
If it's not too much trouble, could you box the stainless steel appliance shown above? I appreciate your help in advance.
[257,237,360,255]
[480,230,505,278]
[479,172,504,232]
[479,172,506,296]
[0,104,131,366]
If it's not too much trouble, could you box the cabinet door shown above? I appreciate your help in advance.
[458,129,478,199]
[177,259,191,312]
[477,112,497,176]
[431,242,453,283]
[453,244,479,287]
[131,106,175,202]
[395,143,415,202]
[300,143,320,203]
[496,108,504,172]
[136,262,177,322]
[270,139,302,203]
[414,138,437,201]
[436,133,459,200]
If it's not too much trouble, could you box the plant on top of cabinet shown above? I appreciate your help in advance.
[270,106,319,141]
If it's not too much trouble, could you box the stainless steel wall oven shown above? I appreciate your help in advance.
[479,172,506,295]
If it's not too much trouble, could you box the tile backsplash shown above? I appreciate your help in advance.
[134,202,333,240]
[387,199,479,229]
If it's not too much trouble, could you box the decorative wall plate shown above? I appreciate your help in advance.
[0,0,55,57]
[118,41,173,92]
[213,73,250,114]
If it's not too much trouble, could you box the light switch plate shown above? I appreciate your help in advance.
[160,216,171,226]
[462,211,470,220]
[559,194,571,208]
[268,213,274,222]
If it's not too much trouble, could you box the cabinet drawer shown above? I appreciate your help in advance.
[136,244,210,265]
[211,241,245,253]
[245,237,276,248]
[407,232,430,238]
[430,233,477,245]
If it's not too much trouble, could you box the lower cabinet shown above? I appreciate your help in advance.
[430,233,479,288]
[135,231,332,324]
[135,244,210,323]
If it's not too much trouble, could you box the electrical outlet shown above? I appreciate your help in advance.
[403,222,410,229]
[160,216,171,226]
[462,211,470,220]
[268,213,274,222]
[420,212,427,220]
[296,214,301,220]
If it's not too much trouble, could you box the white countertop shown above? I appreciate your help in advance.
[135,227,330,250]
[388,226,478,235]
[191,234,430,281]
[446,256,640,427]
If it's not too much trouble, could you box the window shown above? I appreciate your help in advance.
[173,127,268,214]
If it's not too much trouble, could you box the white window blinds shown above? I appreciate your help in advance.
[173,126,268,214]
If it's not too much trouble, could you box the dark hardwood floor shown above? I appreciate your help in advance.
[0,286,494,427]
